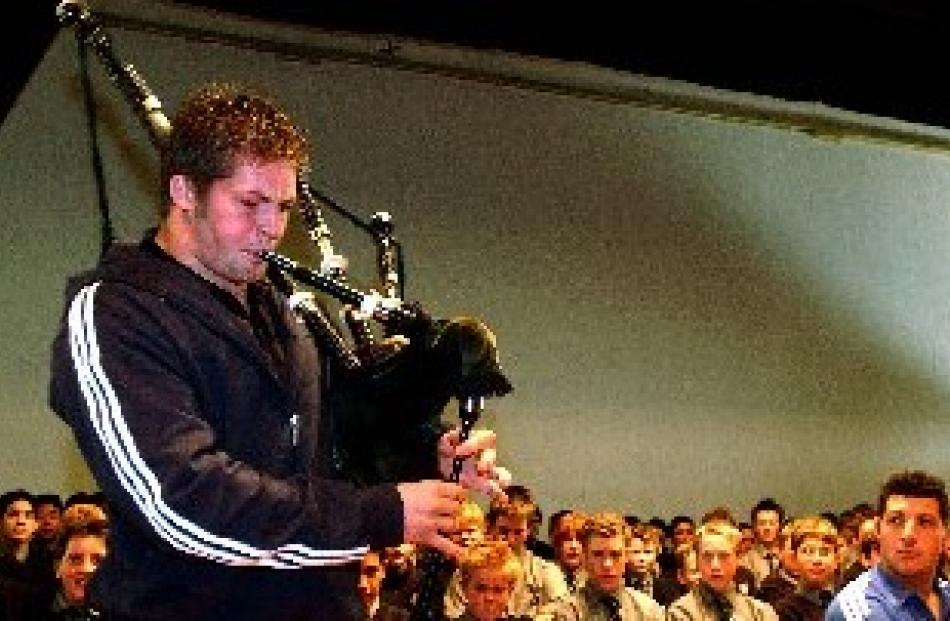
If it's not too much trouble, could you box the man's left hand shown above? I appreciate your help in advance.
[437,428,511,502]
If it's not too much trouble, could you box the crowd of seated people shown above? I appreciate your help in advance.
[4,470,946,621]
[0,490,109,619]
[363,472,946,620]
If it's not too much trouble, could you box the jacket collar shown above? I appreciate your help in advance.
[83,232,293,391]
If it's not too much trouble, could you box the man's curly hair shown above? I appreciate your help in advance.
[160,82,309,216]
[878,470,948,522]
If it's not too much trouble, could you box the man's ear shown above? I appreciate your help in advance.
[169,175,197,216]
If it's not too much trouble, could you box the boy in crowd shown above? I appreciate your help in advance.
[49,518,109,620]
[446,500,490,617]
[0,489,55,607]
[666,521,777,621]
[358,550,409,621]
[553,511,588,593]
[746,498,785,587]
[838,516,879,587]
[380,544,419,611]
[699,507,756,597]
[625,523,660,598]
[552,512,663,620]
[32,494,64,556]
[455,539,530,621]
[488,498,569,617]
[772,517,838,621]
[756,521,798,606]
[506,485,555,561]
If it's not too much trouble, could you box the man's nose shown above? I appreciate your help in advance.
[257,207,285,240]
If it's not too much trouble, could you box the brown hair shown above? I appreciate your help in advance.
[580,512,628,546]
[629,522,661,547]
[458,539,521,586]
[788,516,839,552]
[694,521,741,554]
[53,518,109,563]
[487,498,536,527]
[878,470,948,522]
[161,82,309,216]
[551,511,587,548]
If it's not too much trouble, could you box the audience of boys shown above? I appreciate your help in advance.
[7,470,950,620]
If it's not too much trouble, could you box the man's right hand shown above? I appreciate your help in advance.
[396,480,467,559]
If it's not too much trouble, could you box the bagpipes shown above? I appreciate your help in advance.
[56,6,511,613]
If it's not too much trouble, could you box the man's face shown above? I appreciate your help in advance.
[794,536,838,590]
[556,532,584,571]
[463,568,515,621]
[2,500,36,545]
[493,515,529,553]
[754,510,781,546]
[585,533,626,593]
[627,536,658,576]
[672,521,695,547]
[57,535,107,606]
[878,495,946,583]
[357,552,385,607]
[698,534,738,594]
[35,503,62,540]
[183,157,295,295]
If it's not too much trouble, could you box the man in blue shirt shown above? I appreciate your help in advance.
[826,470,950,621]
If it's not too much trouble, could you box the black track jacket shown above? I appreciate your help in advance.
[49,236,421,620]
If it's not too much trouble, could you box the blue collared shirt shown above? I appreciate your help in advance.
[826,565,950,621]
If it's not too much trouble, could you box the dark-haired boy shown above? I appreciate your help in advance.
[747,498,785,587]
